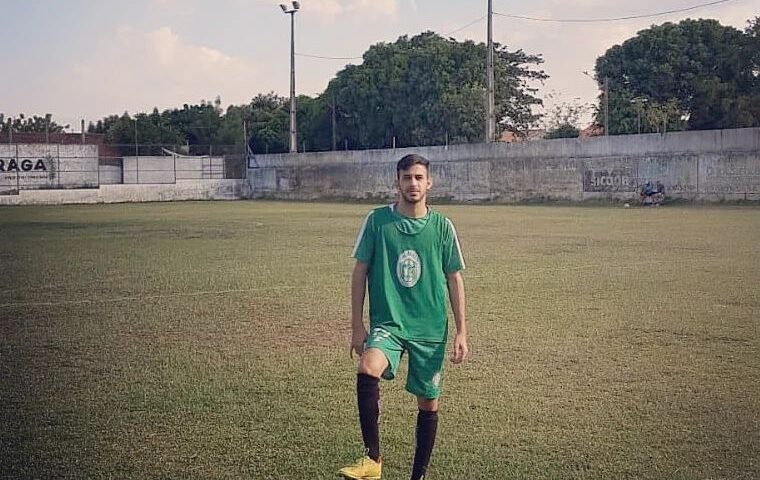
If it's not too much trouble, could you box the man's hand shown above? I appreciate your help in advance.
[450,332,469,364]
[350,327,368,358]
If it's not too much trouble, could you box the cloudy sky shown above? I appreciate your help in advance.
[1,0,755,130]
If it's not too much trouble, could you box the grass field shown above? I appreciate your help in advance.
[1,201,759,480]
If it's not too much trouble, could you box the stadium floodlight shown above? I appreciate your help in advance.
[280,1,300,152]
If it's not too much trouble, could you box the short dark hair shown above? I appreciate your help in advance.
[396,154,430,177]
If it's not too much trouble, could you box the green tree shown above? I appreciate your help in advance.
[88,115,120,135]
[163,100,223,155]
[544,98,590,139]
[0,113,69,134]
[247,93,289,154]
[323,32,546,149]
[595,18,760,133]
[297,95,332,152]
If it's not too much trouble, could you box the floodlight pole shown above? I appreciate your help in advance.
[281,2,300,153]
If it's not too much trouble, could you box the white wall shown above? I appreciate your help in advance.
[0,144,98,193]
[0,180,248,205]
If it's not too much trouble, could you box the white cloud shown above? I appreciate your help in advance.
[56,26,258,119]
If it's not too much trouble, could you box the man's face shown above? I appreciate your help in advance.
[397,164,432,204]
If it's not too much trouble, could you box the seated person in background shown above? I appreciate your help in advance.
[653,181,666,205]
[640,181,654,205]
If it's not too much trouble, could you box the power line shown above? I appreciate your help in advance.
[295,15,487,61]
[444,15,486,36]
[294,0,737,62]
[296,52,362,60]
[494,0,736,23]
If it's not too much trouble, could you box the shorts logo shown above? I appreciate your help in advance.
[396,250,421,288]
[432,372,441,388]
[371,327,391,342]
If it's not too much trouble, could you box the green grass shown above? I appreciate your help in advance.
[1,201,759,479]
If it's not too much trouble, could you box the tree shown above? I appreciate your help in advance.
[595,18,760,133]
[544,98,590,139]
[0,113,69,134]
[323,32,546,149]
[297,95,332,152]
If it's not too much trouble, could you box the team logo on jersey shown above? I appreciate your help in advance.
[396,250,421,288]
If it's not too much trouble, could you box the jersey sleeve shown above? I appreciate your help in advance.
[442,217,465,273]
[351,211,375,263]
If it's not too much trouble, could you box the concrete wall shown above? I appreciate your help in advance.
[0,144,99,194]
[123,155,224,184]
[99,163,123,185]
[247,127,760,202]
[0,180,248,205]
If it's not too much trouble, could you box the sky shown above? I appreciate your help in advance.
[0,0,756,131]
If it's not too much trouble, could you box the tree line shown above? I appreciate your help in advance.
[2,18,758,153]
[594,17,759,134]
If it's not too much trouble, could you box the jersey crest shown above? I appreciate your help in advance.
[396,249,421,288]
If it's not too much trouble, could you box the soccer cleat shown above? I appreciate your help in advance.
[338,455,382,480]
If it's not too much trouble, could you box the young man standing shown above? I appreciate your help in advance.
[339,154,469,480]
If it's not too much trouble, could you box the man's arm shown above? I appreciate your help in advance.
[446,270,469,364]
[350,261,369,358]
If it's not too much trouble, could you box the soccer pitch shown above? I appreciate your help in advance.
[1,201,758,479]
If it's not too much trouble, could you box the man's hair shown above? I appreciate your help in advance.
[396,154,430,177]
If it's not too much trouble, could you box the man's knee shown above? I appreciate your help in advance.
[358,348,388,378]
[417,397,438,412]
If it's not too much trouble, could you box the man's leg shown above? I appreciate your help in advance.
[411,397,439,480]
[356,348,388,462]
[405,340,446,480]
[340,332,403,479]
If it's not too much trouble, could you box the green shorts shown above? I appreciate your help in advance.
[366,326,446,399]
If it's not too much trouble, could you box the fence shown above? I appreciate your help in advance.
[0,143,246,195]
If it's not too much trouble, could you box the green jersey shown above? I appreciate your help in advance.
[352,204,465,342]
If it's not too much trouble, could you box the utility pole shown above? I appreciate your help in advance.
[486,0,495,142]
[604,76,610,136]
[331,96,337,151]
[243,120,249,165]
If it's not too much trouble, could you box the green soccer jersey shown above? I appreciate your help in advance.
[352,204,465,342]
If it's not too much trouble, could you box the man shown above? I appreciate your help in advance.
[339,154,469,480]
[653,181,666,206]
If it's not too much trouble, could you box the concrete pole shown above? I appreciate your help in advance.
[243,119,248,154]
[289,11,297,153]
[604,77,610,136]
[331,97,337,151]
[486,0,495,142]
[135,118,139,184]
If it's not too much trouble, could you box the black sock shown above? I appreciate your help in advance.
[411,409,438,480]
[357,373,381,462]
